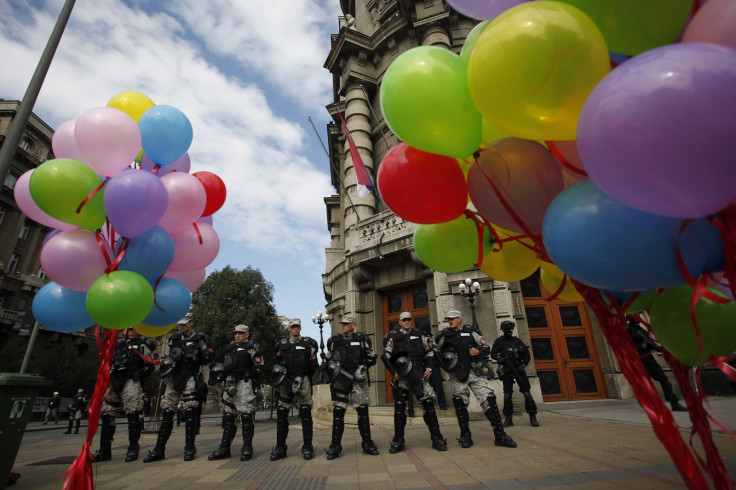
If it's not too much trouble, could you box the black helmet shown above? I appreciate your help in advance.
[326,360,354,392]
[159,356,176,378]
[208,363,224,386]
[270,364,287,388]
[393,352,413,378]
[500,321,515,330]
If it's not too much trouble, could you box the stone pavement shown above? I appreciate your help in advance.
[12,397,736,489]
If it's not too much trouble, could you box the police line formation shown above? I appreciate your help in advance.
[88,309,545,463]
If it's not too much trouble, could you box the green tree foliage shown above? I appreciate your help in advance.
[191,266,287,379]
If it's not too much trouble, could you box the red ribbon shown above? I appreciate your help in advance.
[76,178,110,215]
[192,221,203,245]
[545,141,587,177]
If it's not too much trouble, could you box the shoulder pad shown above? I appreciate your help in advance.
[279,338,289,345]
[190,332,204,342]
[308,338,318,349]
[144,338,157,352]
[170,332,183,341]
[225,341,237,353]
[251,342,263,353]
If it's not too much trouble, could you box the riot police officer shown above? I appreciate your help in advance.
[269,318,319,461]
[491,321,539,427]
[64,389,88,434]
[144,312,214,463]
[94,328,156,462]
[382,311,447,453]
[436,310,516,449]
[324,314,379,460]
[208,324,264,461]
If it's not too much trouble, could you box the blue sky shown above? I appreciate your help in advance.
[0,0,344,343]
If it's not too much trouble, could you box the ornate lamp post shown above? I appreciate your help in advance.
[458,278,482,329]
[311,310,330,362]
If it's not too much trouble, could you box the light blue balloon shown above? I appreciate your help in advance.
[142,278,192,327]
[138,105,193,165]
[543,179,715,291]
[118,226,174,281]
[32,282,95,332]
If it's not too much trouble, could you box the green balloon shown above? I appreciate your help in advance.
[650,285,736,366]
[460,21,490,63]
[380,46,482,158]
[414,215,482,273]
[557,0,693,55]
[86,271,154,330]
[29,158,106,230]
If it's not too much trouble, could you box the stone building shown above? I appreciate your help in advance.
[318,0,683,409]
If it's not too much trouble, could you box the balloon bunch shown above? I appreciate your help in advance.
[15,91,226,338]
[378,1,736,487]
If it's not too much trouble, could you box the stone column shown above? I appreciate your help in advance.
[421,25,451,48]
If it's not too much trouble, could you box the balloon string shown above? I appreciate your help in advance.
[94,231,114,268]
[545,273,566,302]
[76,177,109,215]
[192,221,203,245]
[153,275,165,311]
[545,141,587,177]
[152,164,160,175]
[690,0,702,18]
[463,209,487,268]
[106,237,128,274]
[128,338,163,365]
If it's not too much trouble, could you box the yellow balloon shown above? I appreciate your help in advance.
[540,268,583,302]
[107,91,156,123]
[134,323,175,338]
[480,228,540,282]
[539,260,565,278]
[467,2,610,141]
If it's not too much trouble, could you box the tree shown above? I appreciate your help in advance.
[191,266,287,376]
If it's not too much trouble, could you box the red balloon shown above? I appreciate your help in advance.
[192,171,226,217]
[377,143,467,224]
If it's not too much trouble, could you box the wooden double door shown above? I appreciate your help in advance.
[520,274,607,401]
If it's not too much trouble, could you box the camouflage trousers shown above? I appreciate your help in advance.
[334,381,371,410]
[450,370,496,411]
[160,376,199,411]
[277,376,313,409]
[395,374,436,404]
[101,378,144,416]
[222,379,257,415]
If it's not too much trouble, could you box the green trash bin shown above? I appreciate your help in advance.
[0,373,51,489]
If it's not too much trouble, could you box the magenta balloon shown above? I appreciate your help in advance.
[74,107,142,177]
[168,222,220,272]
[13,170,76,230]
[447,0,529,20]
[40,229,110,291]
[578,43,736,218]
[467,137,564,234]
[157,172,207,232]
[51,119,85,162]
[682,0,736,50]
[140,152,191,176]
[104,169,169,238]
[164,268,206,292]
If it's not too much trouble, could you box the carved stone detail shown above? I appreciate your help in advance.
[360,214,408,242]
[493,289,510,316]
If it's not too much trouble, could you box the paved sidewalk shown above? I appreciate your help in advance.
[12,397,736,489]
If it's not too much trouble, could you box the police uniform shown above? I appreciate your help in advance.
[144,313,214,463]
[44,393,60,424]
[324,314,378,460]
[64,390,88,434]
[491,321,539,427]
[94,331,156,462]
[436,310,516,449]
[270,321,319,461]
[209,325,264,461]
[382,312,446,453]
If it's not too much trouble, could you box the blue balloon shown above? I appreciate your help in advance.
[542,180,714,291]
[138,105,193,165]
[118,226,174,281]
[142,278,192,327]
[32,282,95,332]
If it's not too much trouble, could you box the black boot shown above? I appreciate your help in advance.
[143,409,174,463]
[522,391,539,426]
[74,418,81,434]
[422,398,447,451]
[357,404,379,455]
[485,395,517,448]
[390,392,407,454]
[64,417,73,434]
[270,406,289,461]
[125,413,142,462]
[671,401,687,412]
[240,413,255,461]
[502,393,514,427]
[452,396,472,448]
[299,404,314,460]
[209,413,236,460]
[183,407,197,461]
[406,389,415,418]
[93,414,116,462]
[325,406,345,460]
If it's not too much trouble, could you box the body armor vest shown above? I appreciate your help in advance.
[278,337,315,378]
[437,326,479,381]
[328,333,367,373]
[388,330,427,370]
[492,336,530,366]
[113,338,145,374]
[225,340,259,381]
[170,332,205,378]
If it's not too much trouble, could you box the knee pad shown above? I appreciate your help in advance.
[452,395,465,409]
[299,404,312,420]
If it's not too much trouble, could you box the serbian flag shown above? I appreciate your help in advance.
[338,111,374,197]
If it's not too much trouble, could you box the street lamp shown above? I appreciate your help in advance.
[458,278,482,329]
[311,310,330,362]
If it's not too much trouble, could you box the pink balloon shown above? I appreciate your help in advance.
[682,0,736,50]
[157,172,207,232]
[51,120,85,162]
[14,170,76,230]
[468,137,564,235]
[40,229,111,291]
[75,107,142,177]
[164,268,207,292]
[140,152,191,177]
[168,222,220,272]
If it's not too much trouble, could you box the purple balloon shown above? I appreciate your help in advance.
[447,0,528,20]
[197,215,213,226]
[140,152,191,176]
[578,43,736,218]
[104,169,169,238]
